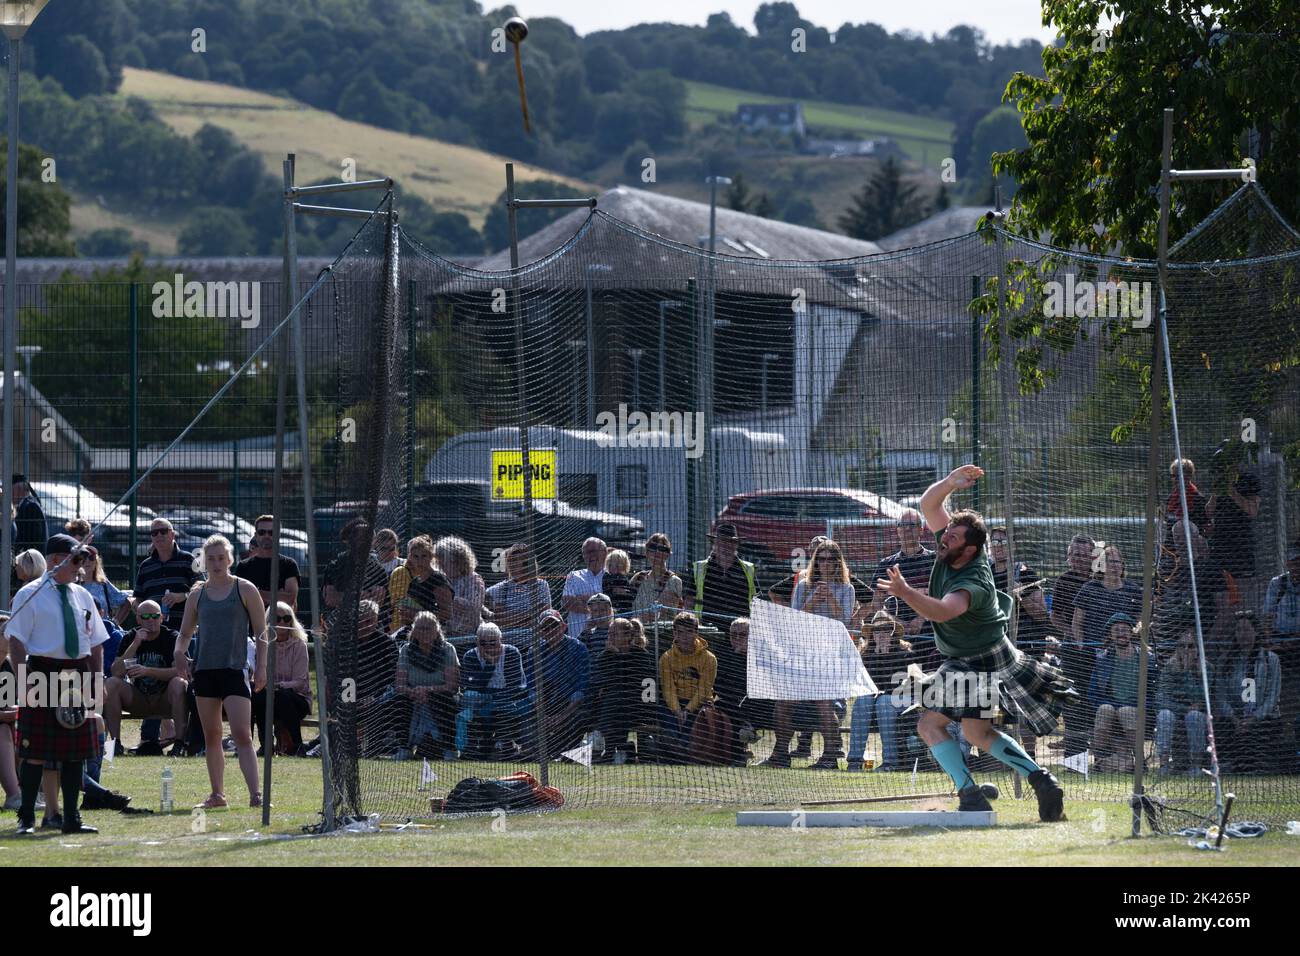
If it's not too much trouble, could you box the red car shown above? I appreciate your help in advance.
[713,488,909,582]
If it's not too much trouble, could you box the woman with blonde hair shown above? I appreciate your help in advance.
[630,533,682,625]
[13,548,45,585]
[251,602,313,756]
[603,549,637,614]
[389,535,434,608]
[432,535,485,637]
[175,535,267,808]
[484,542,551,633]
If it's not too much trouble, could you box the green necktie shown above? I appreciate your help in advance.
[56,584,79,658]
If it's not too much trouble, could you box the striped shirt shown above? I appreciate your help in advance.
[134,547,197,628]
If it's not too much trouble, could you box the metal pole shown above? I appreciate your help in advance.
[129,284,139,585]
[629,348,643,409]
[970,275,982,513]
[405,279,416,540]
[686,277,699,560]
[505,165,535,584]
[584,279,595,425]
[1,35,19,611]
[284,154,334,832]
[20,349,29,477]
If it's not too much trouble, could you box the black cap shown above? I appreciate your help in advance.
[11,474,26,486]
[45,534,79,556]
[710,522,740,540]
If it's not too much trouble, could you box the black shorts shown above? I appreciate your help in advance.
[192,668,251,700]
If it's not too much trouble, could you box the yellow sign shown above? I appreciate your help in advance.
[491,448,557,500]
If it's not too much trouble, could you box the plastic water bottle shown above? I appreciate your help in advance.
[160,766,174,813]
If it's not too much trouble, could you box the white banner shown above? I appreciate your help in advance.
[747,599,879,700]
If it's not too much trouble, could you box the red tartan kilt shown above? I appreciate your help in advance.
[17,656,99,762]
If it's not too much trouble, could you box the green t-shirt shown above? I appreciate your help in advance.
[927,530,1009,658]
[1107,651,1141,706]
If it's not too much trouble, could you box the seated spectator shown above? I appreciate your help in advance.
[785,538,852,770]
[847,611,914,772]
[13,547,44,587]
[1164,457,1208,530]
[1155,629,1208,776]
[455,622,528,759]
[591,618,655,761]
[1088,614,1157,773]
[1,613,24,810]
[988,527,1049,649]
[484,543,551,637]
[1262,542,1300,745]
[433,535,485,638]
[630,533,682,626]
[1215,610,1284,773]
[251,603,313,756]
[562,537,607,639]
[528,609,590,758]
[712,617,771,766]
[657,611,718,763]
[389,535,434,609]
[771,535,875,630]
[353,600,404,757]
[323,519,389,628]
[580,592,614,655]
[396,612,460,759]
[373,528,404,575]
[103,600,188,750]
[602,549,637,615]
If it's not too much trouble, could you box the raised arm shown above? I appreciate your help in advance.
[919,465,984,534]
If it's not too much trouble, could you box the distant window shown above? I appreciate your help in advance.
[560,473,598,508]
[616,465,648,499]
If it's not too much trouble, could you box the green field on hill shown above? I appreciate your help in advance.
[685,81,953,166]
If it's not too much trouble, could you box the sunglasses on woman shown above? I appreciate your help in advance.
[277,615,294,624]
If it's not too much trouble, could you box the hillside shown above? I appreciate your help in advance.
[684,81,954,166]
[70,68,597,254]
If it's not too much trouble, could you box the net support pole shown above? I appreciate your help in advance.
[1132,111,1175,837]
[129,284,140,586]
[970,276,982,513]
[283,154,335,833]
[405,279,416,541]
[505,163,535,557]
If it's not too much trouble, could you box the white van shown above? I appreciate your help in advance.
[423,425,799,566]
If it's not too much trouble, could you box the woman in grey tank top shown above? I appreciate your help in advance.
[176,534,268,809]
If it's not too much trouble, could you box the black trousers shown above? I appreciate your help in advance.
[251,687,312,749]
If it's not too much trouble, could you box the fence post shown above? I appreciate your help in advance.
[406,279,416,541]
[129,284,139,585]
[970,275,982,513]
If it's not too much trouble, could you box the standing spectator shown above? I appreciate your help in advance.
[602,549,636,614]
[1155,630,1208,776]
[1207,467,1262,613]
[12,475,46,553]
[687,523,756,630]
[988,527,1049,648]
[1215,610,1283,773]
[321,518,389,628]
[712,616,771,766]
[103,600,188,750]
[395,611,460,759]
[630,533,682,625]
[847,611,914,771]
[373,528,403,575]
[561,537,607,639]
[580,592,614,655]
[132,518,197,632]
[1153,519,1227,654]
[1165,458,1208,530]
[529,609,590,758]
[484,543,551,641]
[454,622,529,759]
[1262,542,1300,744]
[251,603,313,756]
[785,539,853,770]
[657,611,718,762]
[236,515,302,611]
[590,618,655,761]
[1073,546,1143,649]
[5,535,108,835]
[1052,533,1098,757]
[1088,614,1156,773]
[869,511,937,636]
[432,535,485,638]
[175,535,267,809]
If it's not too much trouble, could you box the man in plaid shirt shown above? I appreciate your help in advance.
[876,465,1072,821]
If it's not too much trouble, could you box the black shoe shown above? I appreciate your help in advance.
[62,817,98,835]
[132,740,165,756]
[791,736,812,758]
[1028,769,1066,822]
[41,813,63,830]
[82,788,131,812]
[957,784,994,812]
[16,815,35,835]
[756,751,791,769]
[807,754,841,770]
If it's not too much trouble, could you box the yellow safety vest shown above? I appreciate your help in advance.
[693,557,756,616]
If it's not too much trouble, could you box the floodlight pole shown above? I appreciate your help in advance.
[1140,108,1247,836]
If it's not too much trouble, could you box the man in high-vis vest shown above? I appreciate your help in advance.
[689,523,756,630]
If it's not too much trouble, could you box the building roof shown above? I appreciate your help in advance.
[874,207,994,252]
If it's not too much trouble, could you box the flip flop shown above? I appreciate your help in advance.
[196,793,228,809]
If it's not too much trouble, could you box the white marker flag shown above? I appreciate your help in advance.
[747,599,878,701]
[1060,750,1090,778]
[419,759,438,789]
[562,740,593,768]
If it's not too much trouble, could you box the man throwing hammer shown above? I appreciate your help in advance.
[876,465,1071,820]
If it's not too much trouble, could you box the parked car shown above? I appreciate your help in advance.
[30,481,158,578]
[712,487,907,586]
[156,508,310,573]
[314,480,644,583]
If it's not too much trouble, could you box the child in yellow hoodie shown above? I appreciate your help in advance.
[657,612,718,758]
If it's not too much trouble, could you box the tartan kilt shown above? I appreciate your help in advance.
[924,637,1076,737]
[17,656,99,762]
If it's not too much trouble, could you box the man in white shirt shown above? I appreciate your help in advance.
[561,537,607,639]
[5,535,109,835]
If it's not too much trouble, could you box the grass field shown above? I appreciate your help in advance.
[684,80,953,165]
[3,753,1293,866]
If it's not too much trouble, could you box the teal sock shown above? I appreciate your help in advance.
[989,732,1041,777]
[930,739,975,791]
